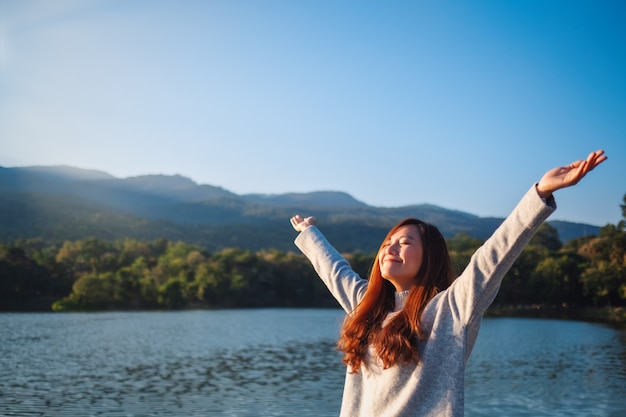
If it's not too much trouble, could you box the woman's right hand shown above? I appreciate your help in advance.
[290,215,316,232]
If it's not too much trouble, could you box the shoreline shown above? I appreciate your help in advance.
[486,306,626,327]
[2,300,625,328]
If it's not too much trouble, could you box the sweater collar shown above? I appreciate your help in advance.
[394,290,410,312]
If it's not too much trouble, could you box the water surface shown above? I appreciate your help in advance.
[1,310,624,416]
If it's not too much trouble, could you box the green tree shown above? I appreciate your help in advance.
[262,250,335,307]
[196,248,260,307]
[152,241,204,286]
[446,233,482,253]
[0,246,50,301]
[577,228,626,306]
[55,238,118,277]
[446,233,482,276]
[530,223,562,252]
[158,277,188,309]
[495,244,550,306]
[531,253,585,306]
[113,257,151,308]
[115,239,163,270]
[53,271,116,310]
[346,252,375,280]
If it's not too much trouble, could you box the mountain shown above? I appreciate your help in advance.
[242,191,368,207]
[0,165,602,252]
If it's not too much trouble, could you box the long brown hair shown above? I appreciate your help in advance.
[337,218,453,371]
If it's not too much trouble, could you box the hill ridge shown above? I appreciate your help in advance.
[0,165,601,251]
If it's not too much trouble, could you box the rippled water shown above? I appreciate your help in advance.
[1,310,625,416]
[466,318,626,417]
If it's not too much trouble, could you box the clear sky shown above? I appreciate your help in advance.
[1,0,625,227]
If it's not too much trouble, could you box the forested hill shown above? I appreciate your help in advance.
[0,165,600,252]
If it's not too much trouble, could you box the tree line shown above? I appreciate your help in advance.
[1,206,625,312]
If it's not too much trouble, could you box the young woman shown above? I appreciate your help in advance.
[290,150,606,417]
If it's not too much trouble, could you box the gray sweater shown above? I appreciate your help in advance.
[294,185,556,417]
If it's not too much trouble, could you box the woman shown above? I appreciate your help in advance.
[290,150,606,417]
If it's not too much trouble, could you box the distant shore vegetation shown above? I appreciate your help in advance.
[2,213,625,324]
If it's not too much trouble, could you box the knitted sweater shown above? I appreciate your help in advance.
[294,185,556,417]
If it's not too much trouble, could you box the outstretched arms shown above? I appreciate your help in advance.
[536,150,607,199]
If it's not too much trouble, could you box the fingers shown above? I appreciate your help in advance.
[566,150,607,185]
[587,150,607,171]
[577,150,606,179]
[574,160,589,183]
[290,214,316,231]
[290,215,302,226]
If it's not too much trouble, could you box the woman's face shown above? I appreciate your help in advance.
[378,224,424,292]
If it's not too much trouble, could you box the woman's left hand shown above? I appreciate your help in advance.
[536,150,607,199]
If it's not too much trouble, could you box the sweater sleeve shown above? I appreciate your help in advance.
[445,185,556,348]
[295,226,368,313]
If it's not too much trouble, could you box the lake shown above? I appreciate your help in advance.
[1,310,624,417]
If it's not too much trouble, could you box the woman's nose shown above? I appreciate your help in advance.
[387,241,399,254]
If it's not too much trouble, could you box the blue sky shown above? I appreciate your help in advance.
[1,0,624,227]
